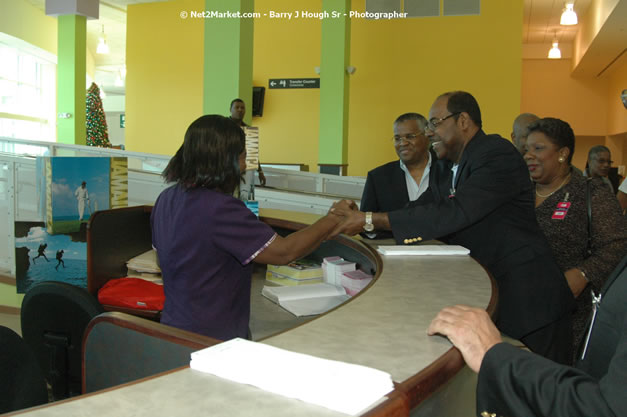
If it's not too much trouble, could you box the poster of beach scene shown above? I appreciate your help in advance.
[15,221,87,294]
[44,157,125,235]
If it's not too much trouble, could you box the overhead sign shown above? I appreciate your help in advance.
[269,78,320,89]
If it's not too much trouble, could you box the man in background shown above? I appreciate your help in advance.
[511,112,539,154]
[585,145,615,193]
[360,113,435,237]
[229,98,266,199]
[74,181,89,221]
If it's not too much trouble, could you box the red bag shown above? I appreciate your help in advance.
[98,277,164,311]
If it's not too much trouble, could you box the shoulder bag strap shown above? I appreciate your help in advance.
[586,178,593,256]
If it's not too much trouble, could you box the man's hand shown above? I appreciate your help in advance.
[564,268,588,298]
[329,199,358,216]
[326,200,363,237]
[331,211,367,237]
[427,305,501,373]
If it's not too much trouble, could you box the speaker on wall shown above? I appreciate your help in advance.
[252,87,265,117]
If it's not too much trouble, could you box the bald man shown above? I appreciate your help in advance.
[511,113,539,154]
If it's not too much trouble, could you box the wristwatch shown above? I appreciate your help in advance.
[363,212,374,232]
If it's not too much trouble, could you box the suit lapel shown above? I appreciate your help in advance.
[453,130,484,190]
[393,162,410,203]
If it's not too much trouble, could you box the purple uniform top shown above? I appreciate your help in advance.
[151,184,276,340]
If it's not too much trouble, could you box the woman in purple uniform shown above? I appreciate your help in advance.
[151,115,341,340]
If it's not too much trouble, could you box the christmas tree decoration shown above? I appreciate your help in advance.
[86,82,111,147]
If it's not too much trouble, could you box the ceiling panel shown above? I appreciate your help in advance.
[524,0,593,44]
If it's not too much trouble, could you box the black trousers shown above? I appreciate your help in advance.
[520,313,573,365]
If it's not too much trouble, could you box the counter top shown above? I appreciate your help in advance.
[12,209,495,417]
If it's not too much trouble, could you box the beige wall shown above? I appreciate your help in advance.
[521,57,627,171]
[521,59,609,136]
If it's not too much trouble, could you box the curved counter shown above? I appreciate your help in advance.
[12,208,496,417]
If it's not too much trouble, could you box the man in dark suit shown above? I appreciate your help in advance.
[360,113,434,238]
[331,91,574,362]
[428,255,627,417]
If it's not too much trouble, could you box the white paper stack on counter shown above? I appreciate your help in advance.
[262,283,349,317]
[377,245,470,256]
[190,338,394,415]
[126,249,163,284]
[322,257,356,286]
[322,256,341,283]
[341,270,373,296]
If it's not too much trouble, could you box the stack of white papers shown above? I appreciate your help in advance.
[341,270,373,296]
[190,338,394,415]
[323,259,356,286]
[377,245,470,256]
[126,249,161,273]
[262,284,349,317]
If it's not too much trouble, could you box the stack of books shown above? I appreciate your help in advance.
[265,259,323,286]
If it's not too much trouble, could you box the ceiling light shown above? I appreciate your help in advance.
[560,3,578,25]
[548,41,561,59]
[97,25,110,54]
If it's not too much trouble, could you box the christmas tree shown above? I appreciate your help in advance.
[86,82,111,147]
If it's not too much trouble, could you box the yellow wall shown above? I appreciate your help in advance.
[125,0,205,155]
[126,0,523,176]
[347,0,522,175]
[0,0,57,55]
[252,0,322,169]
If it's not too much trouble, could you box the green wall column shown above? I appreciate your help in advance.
[318,0,351,172]
[57,14,86,145]
[203,0,254,124]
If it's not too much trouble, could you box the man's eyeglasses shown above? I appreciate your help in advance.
[393,133,423,143]
[426,112,461,131]
[592,158,613,165]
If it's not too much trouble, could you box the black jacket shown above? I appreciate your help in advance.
[476,255,627,417]
[388,131,574,340]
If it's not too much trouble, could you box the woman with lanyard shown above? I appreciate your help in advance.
[523,117,627,364]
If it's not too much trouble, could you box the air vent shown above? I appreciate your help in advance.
[365,0,480,18]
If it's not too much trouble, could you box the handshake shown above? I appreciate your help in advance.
[326,199,384,238]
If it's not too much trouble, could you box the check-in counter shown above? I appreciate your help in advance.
[9,207,496,417]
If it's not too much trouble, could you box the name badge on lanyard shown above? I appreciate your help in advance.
[551,193,571,220]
